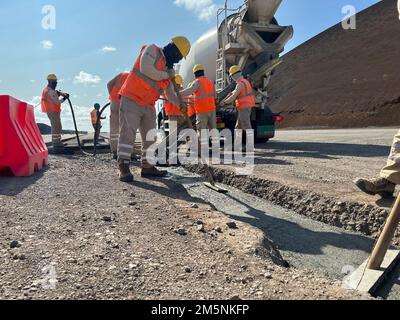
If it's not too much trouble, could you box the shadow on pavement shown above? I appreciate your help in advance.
[0,168,47,196]
[256,141,391,160]
[377,263,400,300]
[221,193,375,256]
[129,177,210,205]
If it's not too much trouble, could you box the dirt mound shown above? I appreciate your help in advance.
[269,0,400,129]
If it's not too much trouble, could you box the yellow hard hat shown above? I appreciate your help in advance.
[193,64,205,74]
[174,75,183,86]
[229,65,241,77]
[47,74,58,81]
[171,36,191,59]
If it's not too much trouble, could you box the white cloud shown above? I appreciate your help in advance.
[28,96,41,106]
[97,93,103,98]
[30,80,36,83]
[73,71,101,85]
[40,40,54,49]
[0,80,3,84]
[100,46,117,53]
[174,0,218,21]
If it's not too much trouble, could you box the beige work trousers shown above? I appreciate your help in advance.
[118,96,156,168]
[236,107,253,130]
[110,101,120,153]
[381,129,400,185]
[46,111,62,145]
[196,111,217,131]
[196,110,219,151]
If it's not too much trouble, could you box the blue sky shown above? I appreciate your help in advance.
[0,0,380,131]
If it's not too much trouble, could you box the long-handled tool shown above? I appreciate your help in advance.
[170,78,227,193]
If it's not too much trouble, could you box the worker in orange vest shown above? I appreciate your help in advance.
[107,72,129,158]
[41,74,70,148]
[117,36,191,182]
[220,65,256,131]
[180,64,218,151]
[90,103,105,143]
[181,65,216,131]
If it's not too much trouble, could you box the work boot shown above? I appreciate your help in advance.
[354,177,395,198]
[118,159,134,182]
[141,166,168,178]
[112,152,118,160]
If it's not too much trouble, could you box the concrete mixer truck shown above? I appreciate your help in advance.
[158,0,293,143]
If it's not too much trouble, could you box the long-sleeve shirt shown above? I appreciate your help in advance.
[223,81,245,104]
[140,44,181,107]
[180,80,200,98]
[45,87,65,105]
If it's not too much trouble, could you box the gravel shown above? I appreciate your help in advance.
[0,155,371,300]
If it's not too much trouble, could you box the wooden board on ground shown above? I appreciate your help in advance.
[203,182,228,194]
[343,250,400,295]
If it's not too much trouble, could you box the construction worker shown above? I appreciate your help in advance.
[41,74,69,148]
[181,65,217,132]
[220,65,256,131]
[107,72,129,158]
[90,103,105,143]
[354,1,400,197]
[117,36,191,182]
[180,65,218,155]
[355,130,400,198]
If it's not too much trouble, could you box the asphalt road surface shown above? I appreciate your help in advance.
[224,127,399,206]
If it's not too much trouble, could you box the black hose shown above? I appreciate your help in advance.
[66,97,110,157]
[93,102,111,156]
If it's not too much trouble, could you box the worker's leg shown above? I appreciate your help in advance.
[109,101,120,154]
[237,108,253,130]
[207,111,220,162]
[235,108,254,162]
[208,110,217,131]
[195,113,208,161]
[140,106,168,177]
[118,97,142,162]
[92,123,101,143]
[355,130,399,197]
[381,130,400,185]
[139,106,157,169]
[47,112,63,147]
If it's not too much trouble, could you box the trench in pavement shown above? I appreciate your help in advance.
[165,167,400,300]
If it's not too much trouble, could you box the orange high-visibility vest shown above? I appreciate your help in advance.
[90,109,99,125]
[235,78,256,109]
[109,72,129,103]
[41,87,61,113]
[119,45,170,108]
[163,95,181,117]
[193,77,216,114]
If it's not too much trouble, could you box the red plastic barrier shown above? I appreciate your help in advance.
[0,95,48,177]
